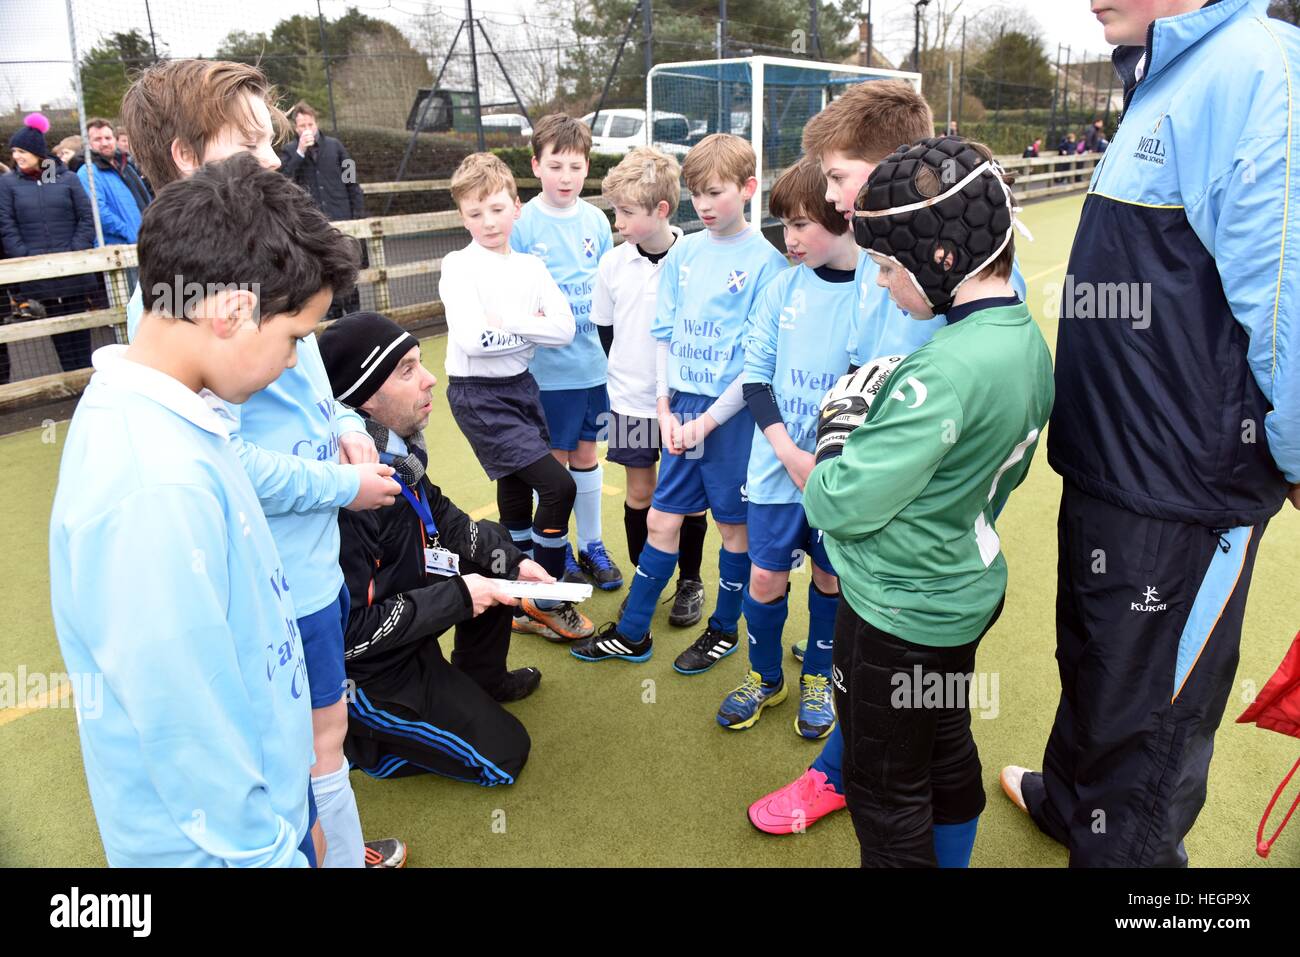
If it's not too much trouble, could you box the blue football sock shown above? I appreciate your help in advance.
[742,587,787,685]
[802,582,839,678]
[709,548,750,635]
[617,542,677,641]
[311,763,364,868]
[571,464,603,552]
[505,522,533,560]
[933,816,980,868]
[810,725,844,791]
[531,526,568,609]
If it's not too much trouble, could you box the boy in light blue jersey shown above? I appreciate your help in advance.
[571,133,787,665]
[715,159,856,735]
[509,114,622,591]
[49,157,355,866]
[119,59,405,868]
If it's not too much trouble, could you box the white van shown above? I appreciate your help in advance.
[480,113,533,138]
[580,109,692,158]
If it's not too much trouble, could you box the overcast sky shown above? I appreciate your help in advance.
[1,0,1110,113]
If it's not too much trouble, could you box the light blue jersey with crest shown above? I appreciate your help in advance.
[744,257,859,504]
[849,256,1028,364]
[654,228,788,396]
[509,197,612,390]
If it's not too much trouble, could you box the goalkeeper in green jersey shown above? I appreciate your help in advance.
[802,136,1054,868]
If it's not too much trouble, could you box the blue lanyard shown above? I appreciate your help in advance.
[398,484,439,539]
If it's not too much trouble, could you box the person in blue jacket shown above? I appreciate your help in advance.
[0,112,97,374]
[77,118,151,248]
[1002,0,1300,867]
[49,156,357,867]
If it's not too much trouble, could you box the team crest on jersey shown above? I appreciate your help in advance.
[1133,112,1168,167]
[726,270,748,294]
[780,290,805,330]
[582,237,596,258]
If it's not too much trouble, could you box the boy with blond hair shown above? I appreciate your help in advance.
[439,152,594,641]
[571,133,786,665]
[594,146,710,628]
[509,115,622,593]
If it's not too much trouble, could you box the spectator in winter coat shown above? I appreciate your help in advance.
[78,118,152,248]
[0,113,98,377]
[281,101,367,317]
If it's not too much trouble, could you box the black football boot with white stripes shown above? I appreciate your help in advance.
[672,624,740,675]
[570,622,653,663]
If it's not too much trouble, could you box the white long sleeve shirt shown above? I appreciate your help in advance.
[437,240,576,378]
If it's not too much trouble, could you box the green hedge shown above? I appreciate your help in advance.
[491,147,626,182]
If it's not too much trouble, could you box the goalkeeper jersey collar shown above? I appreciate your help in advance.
[943,295,1022,327]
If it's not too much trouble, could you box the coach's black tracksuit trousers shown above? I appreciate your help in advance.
[1022,481,1267,866]
[344,601,530,786]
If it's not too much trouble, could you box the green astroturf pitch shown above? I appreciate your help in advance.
[1,193,1297,868]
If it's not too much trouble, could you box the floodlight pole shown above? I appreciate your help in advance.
[592,0,645,132]
[317,0,339,134]
[913,0,931,74]
[956,15,965,129]
[385,18,465,214]
[643,0,653,75]
[1049,43,1062,145]
[466,0,485,152]
[866,0,872,68]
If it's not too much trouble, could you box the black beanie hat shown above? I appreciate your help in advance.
[9,113,51,160]
[319,312,417,408]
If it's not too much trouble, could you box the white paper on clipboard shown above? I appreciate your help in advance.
[493,580,594,603]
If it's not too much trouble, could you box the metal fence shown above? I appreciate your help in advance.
[0,0,1114,413]
[0,151,1097,414]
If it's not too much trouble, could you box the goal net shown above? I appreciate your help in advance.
[647,56,922,230]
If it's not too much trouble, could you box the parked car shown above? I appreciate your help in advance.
[480,112,533,138]
[580,109,692,158]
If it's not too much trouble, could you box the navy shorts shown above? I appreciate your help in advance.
[447,371,553,480]
[539,384,610,451]
[300,584,350,710]
[651,392,753,525]
[297,782,318,867]
[604,411,659,469]
[747,502,836,574]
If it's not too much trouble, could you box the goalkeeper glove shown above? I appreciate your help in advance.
[815,355,906,463]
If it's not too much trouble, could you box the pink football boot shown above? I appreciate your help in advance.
[747,768,847,835]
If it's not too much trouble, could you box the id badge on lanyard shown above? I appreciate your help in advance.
[399,484,460,577]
